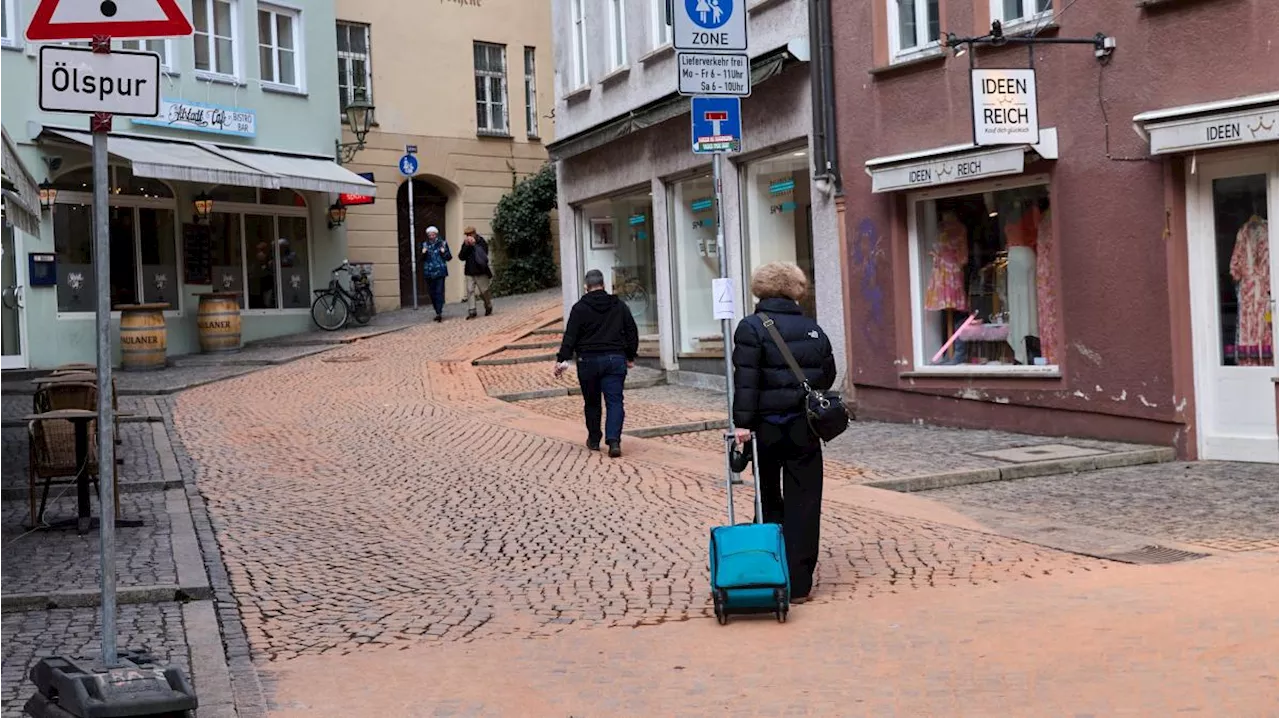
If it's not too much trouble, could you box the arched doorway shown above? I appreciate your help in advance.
[396,177,448,308]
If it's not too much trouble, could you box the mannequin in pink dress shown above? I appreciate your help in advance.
[1230,214,1273,366]
[926,211,969,359]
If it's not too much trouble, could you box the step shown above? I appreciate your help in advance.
[472,346,559,366]
[492,367,666,401]
[504,339,561,351]
[530,327,563,336]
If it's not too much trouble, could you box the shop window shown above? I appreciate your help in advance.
[669,173,723,355]
[206,207,311,311]
[336,21,373,116]
[578,193,659,337]
[194,0,239,79]
[474,41,509,136]
[992,0,1052,30]
[887,0,940,61]
[52,167,179,313]
[910,181,1056,371]
[741,151,816,317]
[1212,174,1272,367]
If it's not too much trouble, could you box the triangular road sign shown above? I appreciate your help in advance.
[26,0,193,42]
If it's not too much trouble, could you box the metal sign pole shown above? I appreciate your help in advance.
[90,37,117,669]
[407,178,418,310]
[713,151,738,500]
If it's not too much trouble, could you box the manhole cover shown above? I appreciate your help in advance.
[1103,545,1208,565]
[321,355,370,363]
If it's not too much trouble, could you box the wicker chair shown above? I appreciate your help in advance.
[28,383,120,525]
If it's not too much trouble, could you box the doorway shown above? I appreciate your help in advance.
[2,220,27,369]
[397,178,448,308]
[1187,151,1279,462]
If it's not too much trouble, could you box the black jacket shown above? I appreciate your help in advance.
[732,297,837,430]
[557,290,640,362]
[457,236,492,277]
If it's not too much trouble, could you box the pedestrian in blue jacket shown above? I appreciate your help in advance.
[421,226,452,322]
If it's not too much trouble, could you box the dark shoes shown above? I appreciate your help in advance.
[586,440,601,451]
[484,305,493,316]
[466,311,477,320]
[433,314,443,323]
[607,441,622,458]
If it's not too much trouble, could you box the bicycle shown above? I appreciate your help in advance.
[310,261,374,331]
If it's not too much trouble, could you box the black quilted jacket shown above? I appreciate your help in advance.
[731,297,837,430]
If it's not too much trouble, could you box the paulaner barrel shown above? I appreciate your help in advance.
[117,303,169,371]
[197,293,242,353]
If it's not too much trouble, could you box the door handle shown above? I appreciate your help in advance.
[1,285,16,310]
[14,285,23,309]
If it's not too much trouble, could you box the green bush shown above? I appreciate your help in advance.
[491,163,559,296]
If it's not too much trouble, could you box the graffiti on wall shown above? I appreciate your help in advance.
[850,217,887,350]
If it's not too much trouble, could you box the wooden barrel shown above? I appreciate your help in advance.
[197,293,242,353]
[117,303,169,371]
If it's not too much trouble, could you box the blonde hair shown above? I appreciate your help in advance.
[751,262,807,302]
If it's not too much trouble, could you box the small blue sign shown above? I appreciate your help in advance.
[685,0,733,29]
[398,154,419,176]
[691,96,742,154]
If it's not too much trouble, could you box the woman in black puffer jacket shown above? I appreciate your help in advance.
[731,261,837,602]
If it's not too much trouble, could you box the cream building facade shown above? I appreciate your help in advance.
[335,0,554,310]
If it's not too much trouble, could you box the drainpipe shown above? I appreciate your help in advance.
[808,0,842,196]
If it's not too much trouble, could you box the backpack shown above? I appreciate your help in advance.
[472,241,489,268]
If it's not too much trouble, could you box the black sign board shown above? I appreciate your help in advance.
[182,223,212,285]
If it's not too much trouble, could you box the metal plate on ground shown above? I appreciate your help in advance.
[1102,545,1209,565]
[321,355,370,363]
[971,444,1108,463]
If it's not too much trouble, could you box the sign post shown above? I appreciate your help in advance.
[399,151,420,310]
[26,0,186,678]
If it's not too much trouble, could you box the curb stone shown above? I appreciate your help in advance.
[625,419,729,439]
[865,448,1177,493]
[0,584,213,612]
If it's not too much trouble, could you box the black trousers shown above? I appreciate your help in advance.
[755,416,823,599]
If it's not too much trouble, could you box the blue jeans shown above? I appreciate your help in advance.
[577,353,628,444]
[425,276,446,315]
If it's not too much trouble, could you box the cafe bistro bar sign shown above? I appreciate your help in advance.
[133,98,256,137]
[970,68,1039,146]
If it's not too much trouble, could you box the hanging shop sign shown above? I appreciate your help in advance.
[1144,106,1279,155]
[869,146,1025,193]
[971,68,1039,146]
[133,98,256,137]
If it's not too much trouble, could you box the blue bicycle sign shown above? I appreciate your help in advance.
[685,0,732,29]
[398,154,419,177]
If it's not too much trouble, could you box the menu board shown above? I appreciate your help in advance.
[182,223,212,285]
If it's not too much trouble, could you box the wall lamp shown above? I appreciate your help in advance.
[192,192,214,222]
[327,200,347,229]
[943,21,1115,62]
[335,89,376,165]
[38,178,57,211]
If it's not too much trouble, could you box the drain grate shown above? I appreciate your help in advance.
[1103,545,1209,565]
[321,355,370,363]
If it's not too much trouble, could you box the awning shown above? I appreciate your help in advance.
[1132,92,1279,156]
[864,128,1058,193]
[38,127,375,196]
[212,146,376,196]
[2,127,42,235]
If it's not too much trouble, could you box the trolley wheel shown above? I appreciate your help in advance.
[773,588,788,623]
[713,590,728,625]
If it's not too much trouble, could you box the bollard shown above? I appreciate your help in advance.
[24,650,197,718]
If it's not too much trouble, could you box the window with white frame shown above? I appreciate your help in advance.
[1,0,19,48]
[607,0,626,70]
[992,0,1052,28]
[474,41,508,135]
[119,39,172,71]
[570,0,587,88]
[336,21,372,111]
[193,0,238,77]
[51,167,181,313]
[524,47,538,139]
[887,0,939,60]
[258,4,301,89]
[650,0,672,49]
[908,177,1058,371]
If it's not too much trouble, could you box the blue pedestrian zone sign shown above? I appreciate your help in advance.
[691,96,742,154]
[398,154,419,176]
[687,0,732,28]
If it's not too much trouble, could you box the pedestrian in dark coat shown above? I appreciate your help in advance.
[421,226,451,322]
[731,261,837,601]
[458,225,494,319]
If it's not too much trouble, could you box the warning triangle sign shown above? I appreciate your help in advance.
[26,0,193,42]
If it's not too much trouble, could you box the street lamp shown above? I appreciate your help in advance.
[192,192,214,222]
[38,178,57,211]
[327,200,347,229]
[335,88,375,165]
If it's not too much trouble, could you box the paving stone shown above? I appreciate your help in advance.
[922,461,1279,551]
[0,603,190,718]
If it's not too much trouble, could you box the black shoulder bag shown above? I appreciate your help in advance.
[758,313,850,443]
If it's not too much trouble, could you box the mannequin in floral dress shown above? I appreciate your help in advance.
[1229,214,1272,366]
[926,211,969,360]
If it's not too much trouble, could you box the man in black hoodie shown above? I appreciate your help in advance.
[555,269,639,457]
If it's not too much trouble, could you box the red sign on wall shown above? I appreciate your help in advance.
[339,172,376,206]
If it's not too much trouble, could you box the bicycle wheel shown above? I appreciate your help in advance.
[311,291,349,331]
[357,286,376,316]
[351,291,373,325]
